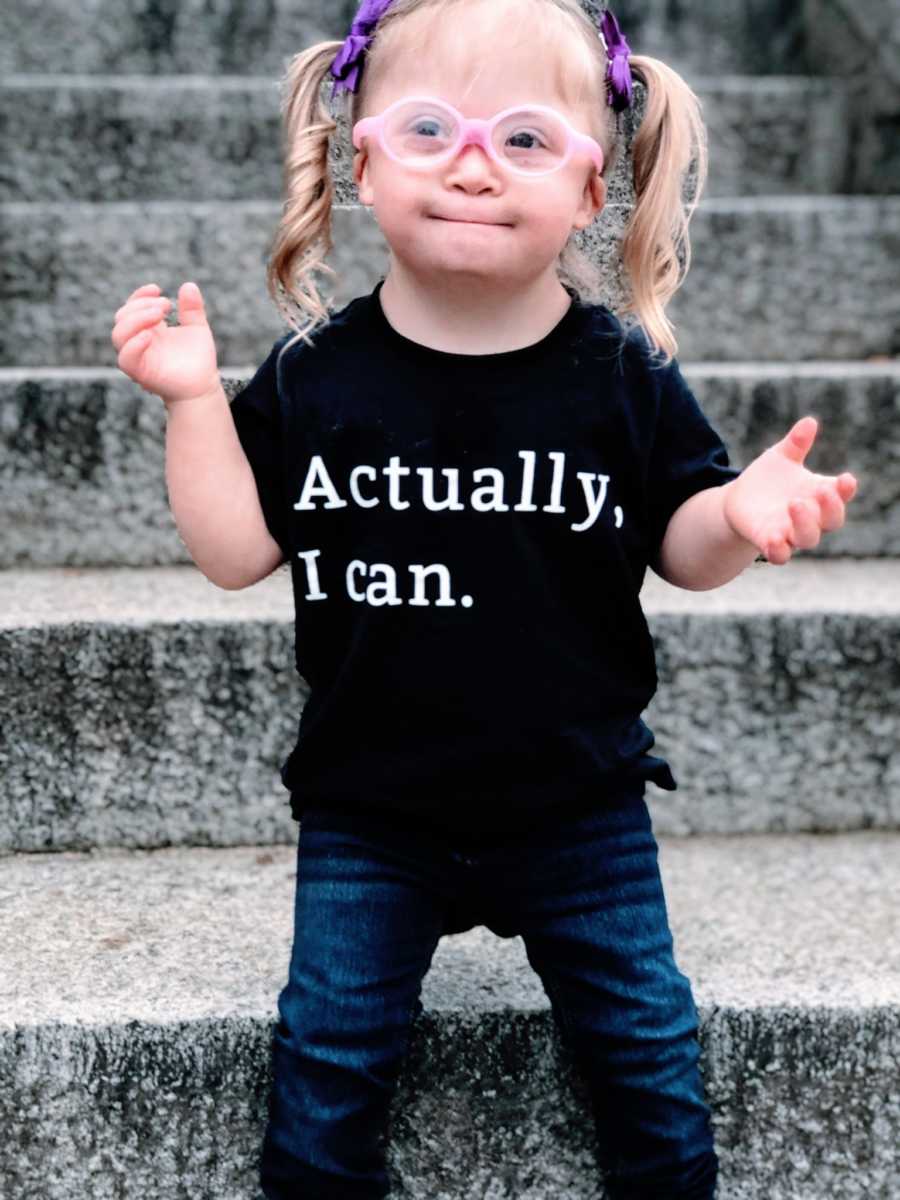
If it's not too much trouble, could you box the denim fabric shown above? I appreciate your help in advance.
[259,787,718,1199]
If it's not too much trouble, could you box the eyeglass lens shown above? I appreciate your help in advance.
[382,100,569,173]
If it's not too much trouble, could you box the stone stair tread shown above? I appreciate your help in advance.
[1,831,897,1033]
[1,560,897,632]
[0,564,294,629]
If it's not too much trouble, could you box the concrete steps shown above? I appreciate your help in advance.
[1,361,895,567]
[3,0,899,1192]
[2,197,899,365]
[2,559,898,853]
[2,832,898,1199]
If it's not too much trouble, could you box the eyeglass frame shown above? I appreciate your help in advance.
[352,95,606,178]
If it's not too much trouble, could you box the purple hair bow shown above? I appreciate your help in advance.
[599,8,634,113]
[330,0,395,98]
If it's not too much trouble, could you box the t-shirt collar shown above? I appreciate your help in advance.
[367,277,585,377]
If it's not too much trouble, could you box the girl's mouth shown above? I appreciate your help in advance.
[432,216,511,226]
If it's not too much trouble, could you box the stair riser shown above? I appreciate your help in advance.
[3,0,887,79]
[0,0,349,76]
[1,77,867,202]
[1,366,895,568]
[1,1007,897,1199]
[2,611,897,853]
[1,199,898,366]
[8,0,900,85]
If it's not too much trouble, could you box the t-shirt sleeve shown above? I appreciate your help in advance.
[228,335,293,564]
[645,353,743,559]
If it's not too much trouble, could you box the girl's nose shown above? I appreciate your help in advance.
[458,126,493,155]
[449,139,497,174]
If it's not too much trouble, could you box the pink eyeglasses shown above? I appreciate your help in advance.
[352,95,605,178]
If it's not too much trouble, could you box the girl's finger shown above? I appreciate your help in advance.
[788,498,821,550]
[113,301,171,336]
[813,485,845,532]
[117,328,154,375]
[115,296,171,322]
[112,305,170,353]
[127,284,162,301]
[759,521,793,565]
[765,535,793,565]
[837,473,858,501]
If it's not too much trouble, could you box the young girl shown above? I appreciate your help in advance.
[111,1,859,1196]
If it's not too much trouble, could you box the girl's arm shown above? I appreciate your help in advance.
[164,383,285,590]
[656,416,859,591]
[112,281,285,590]
[654,482,757,590]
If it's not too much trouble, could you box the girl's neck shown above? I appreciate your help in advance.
[378,266,574,356]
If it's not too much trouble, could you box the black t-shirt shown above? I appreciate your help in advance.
[229,278,742,836]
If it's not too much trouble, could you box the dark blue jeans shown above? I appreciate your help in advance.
[259,786,718,1199]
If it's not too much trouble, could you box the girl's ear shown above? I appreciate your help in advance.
[572,171,606,232]
[354,148,374,206]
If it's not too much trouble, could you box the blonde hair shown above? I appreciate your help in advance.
[267,0,707,366]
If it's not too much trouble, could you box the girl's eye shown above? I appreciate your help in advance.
[409,118,445,138]
[507,128,548,151]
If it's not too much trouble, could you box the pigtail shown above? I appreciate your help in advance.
[619,54,708,366]
[265,41,345,353]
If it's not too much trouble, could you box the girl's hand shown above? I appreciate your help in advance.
[722,416,859,565]
[111,282,221,405]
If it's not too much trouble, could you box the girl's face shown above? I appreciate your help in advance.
[353,22,606,290]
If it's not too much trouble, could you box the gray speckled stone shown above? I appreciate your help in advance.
[695,75,855,195]
[0,832,898,1198]
[4,196,899,367]
[1,560,899,851]
[0,0,810,78]
[663,196,900,362]
[0,361,895,568]
[803,0,900,195]
[0,0,354,75]
[805,0,900,82]
[612,0,900,192]
[588,0,812,78]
